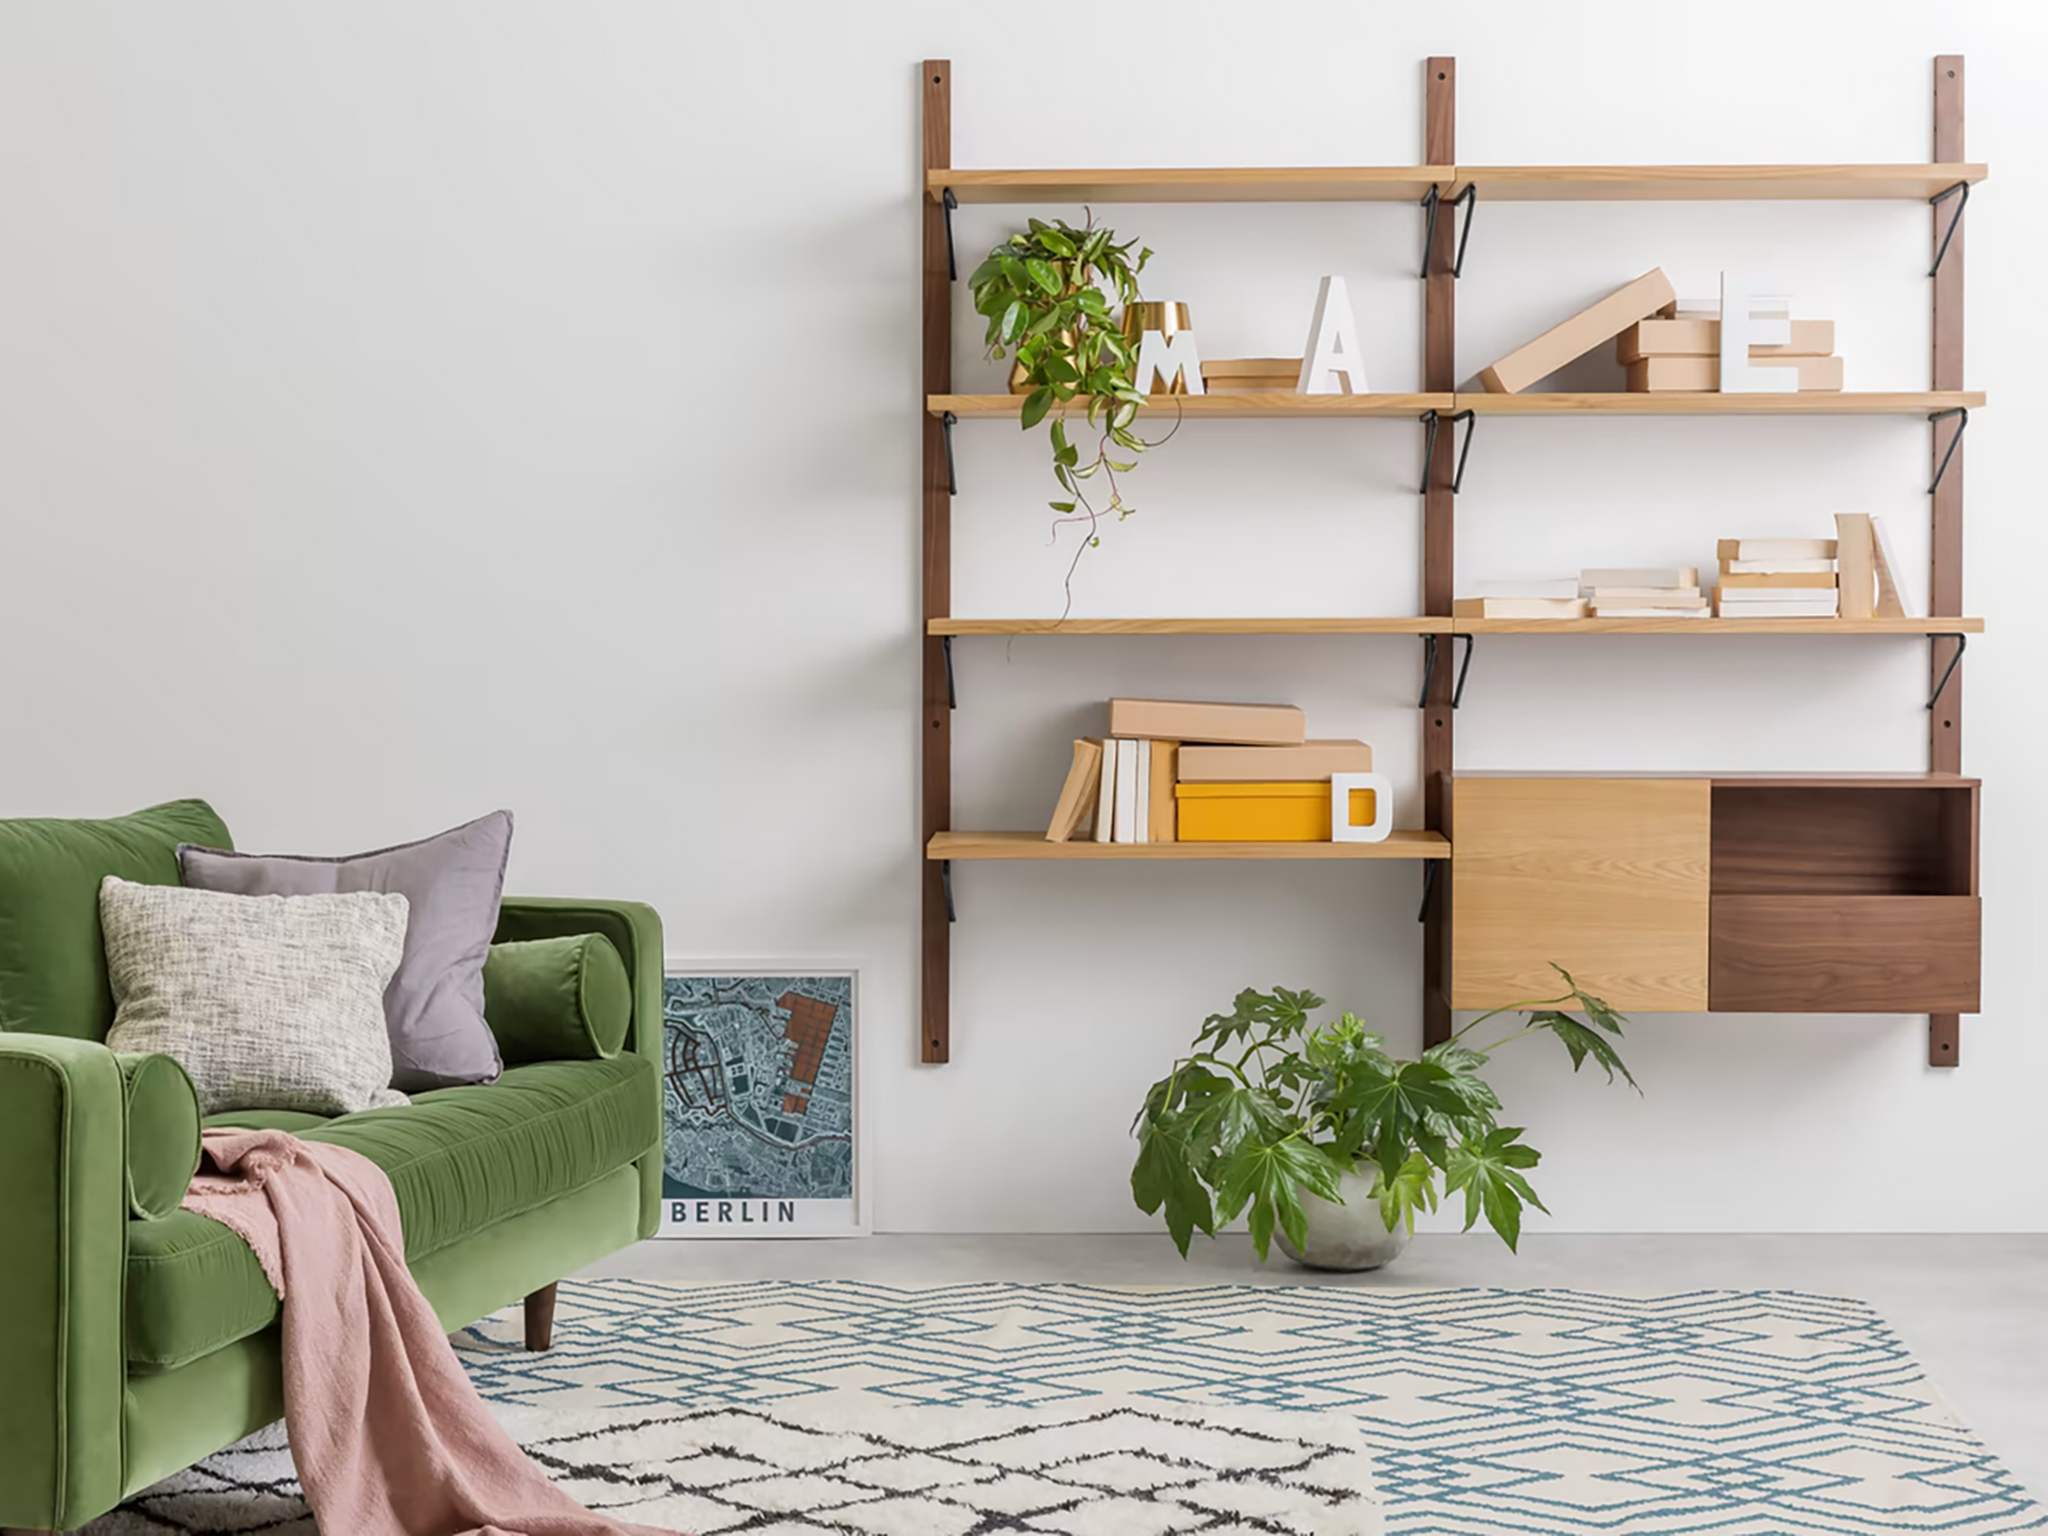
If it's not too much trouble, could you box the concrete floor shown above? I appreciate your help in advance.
[584,1233,2048,1501]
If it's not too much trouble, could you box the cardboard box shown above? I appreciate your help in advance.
[1479,268,1676,393]
[1617,318,1835,364]
[1626,355,1844,392]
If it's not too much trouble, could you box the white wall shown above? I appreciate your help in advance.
[4,0,2045,1234]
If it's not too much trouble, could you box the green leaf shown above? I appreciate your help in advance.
[999,300,1024,345]
[1378,1150,1439,1235]
[1443,1126,1548,1251]
[1048,501,1075,513]
[1215,1135,1346,1264]
[1037,228,1076,257]
[1526,1011,1638,1090]
[1019,387,1053,429]
[1025,258,1061,295]
[1131,1117,1217,1257]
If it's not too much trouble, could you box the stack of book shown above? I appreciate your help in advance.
[1617,312,1843,393]
[1044,699,1372,844]
[1713,538,1840,618]
[1580,566,1706,619]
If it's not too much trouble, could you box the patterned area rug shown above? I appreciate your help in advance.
[97,1281,2043,1534]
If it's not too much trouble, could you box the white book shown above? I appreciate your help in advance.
[1093,740,1118,842]
[1113,739,1140,843]
[1590,606,1711,618]
[1720,538,1839,561]
[1717,586,1838,604]
[1134,740,1152,843]
[1585,588,1705,605]
[1582,566,1698,589]
[1724,558,1836,574]
[1471,578,1581,600]
[1716,599,1841,618]
[1869,515,1918,618]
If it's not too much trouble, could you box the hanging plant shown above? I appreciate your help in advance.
[968,216,1168,597]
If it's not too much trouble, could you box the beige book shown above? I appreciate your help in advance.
[1589,606,1711,619]
[1177,739,1375,783]
[1045,738,1105,842]
[1724,557,1836,574]
[1479,268,1677,393]
[1453,597,1588,619]
[1148,742,1180,841]
[1582,567,1699,589]
[1093,742,1117,842]
[1834,514,1876,619]
[1719,570,1839,589]
[1713,596,1840,618]
[1107,698,1306,746]
[1585,586,1703,600]
[1718,586,1839,604]
[1626,355,1843,392]
[1718,539,1838,562]
[1616,317,1835,364]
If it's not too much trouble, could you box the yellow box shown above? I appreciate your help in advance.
[1175,781,1332,841]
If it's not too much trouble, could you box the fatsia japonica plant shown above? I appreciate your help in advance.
[968,215,1170,600]
[1130,966,1638,1263]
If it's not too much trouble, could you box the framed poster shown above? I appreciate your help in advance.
[657,965,863,1236]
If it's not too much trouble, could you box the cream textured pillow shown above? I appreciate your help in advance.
[100,875,412,1116]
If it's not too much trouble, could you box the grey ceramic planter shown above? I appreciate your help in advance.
[1274,1166,1411,1272]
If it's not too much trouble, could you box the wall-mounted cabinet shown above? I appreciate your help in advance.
[1450,773,1980,1017]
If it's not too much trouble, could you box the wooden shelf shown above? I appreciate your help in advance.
[1457,391,1984,416]
[926,163,1985,206]
[1454,163,1985,201]
[930,617,1451,636]
[928,167,1452,204]
[1455,617,1984,635]
[929,830,1451,860]
[931,392,1452,419]
[933,617,1979,637]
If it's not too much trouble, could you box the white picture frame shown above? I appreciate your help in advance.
[655,960,867,1237]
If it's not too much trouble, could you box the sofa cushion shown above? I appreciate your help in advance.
[114,1052,203,1219]
[484,933,633,1065]
[125,1052,658,1371]
[0,800,232,1042]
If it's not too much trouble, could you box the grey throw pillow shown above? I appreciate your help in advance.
[100,876,411,1116]
[177,811,512,1092]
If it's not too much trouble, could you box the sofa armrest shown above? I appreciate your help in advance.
[492,898,665,1238]
[0,1033,129,1531]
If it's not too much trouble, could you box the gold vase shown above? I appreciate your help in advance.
[1121,302,1196,393]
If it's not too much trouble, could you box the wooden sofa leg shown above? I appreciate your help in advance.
[524,1282,557,1352]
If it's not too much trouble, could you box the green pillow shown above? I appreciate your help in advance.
[115,1052,202,1219]
[0,799,233,1042]
[483,933,632,1065]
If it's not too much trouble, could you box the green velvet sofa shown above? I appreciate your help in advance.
[0,802,665,1533]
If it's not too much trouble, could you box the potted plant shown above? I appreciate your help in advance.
[1130,967,1637,1269]
[968,215,1169,599]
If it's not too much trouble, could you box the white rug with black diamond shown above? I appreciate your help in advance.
[96,1281,2045,1535]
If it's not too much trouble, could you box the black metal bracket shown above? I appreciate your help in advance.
[1927,632,1966,711]
[1928,180,1969,279]
[942,634,956,708]
[940,859,956,922]
[941,410,958,495]
[1418,184,1476,278]
[1928,406,1968,495]
[1420,633,1477,708]
[1418,409,1477,495]
[1416,861,1440,923]
[942,187,958,281]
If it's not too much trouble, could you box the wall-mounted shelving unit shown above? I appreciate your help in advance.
[918,56,1985,1068]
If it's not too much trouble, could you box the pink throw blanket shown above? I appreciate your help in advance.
[184,1128,678,1536]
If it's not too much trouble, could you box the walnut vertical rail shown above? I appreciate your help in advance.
[1929,55,1964,1068]
[1421,58,1457,1049]
[921,61,953,1063]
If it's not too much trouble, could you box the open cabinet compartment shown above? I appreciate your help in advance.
[1707,779,1980,1013]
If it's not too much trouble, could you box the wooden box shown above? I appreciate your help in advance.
[1175,781,1329,841]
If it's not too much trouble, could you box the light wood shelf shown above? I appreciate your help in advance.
[928,167,1452,203]
[930,392,1452,419]
[926,164,1985,206]
[929,830,1451,860]
[1457,391,1984,416]
[1453,163,1984,201]
[1456,617,1985,635]
[929,617,1452,636]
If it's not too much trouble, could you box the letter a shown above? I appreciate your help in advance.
[1298,276,1369,395]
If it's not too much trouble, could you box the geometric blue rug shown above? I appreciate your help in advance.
[454,1280,2048,1535]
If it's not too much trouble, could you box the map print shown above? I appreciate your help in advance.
[659,974,856,1235]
